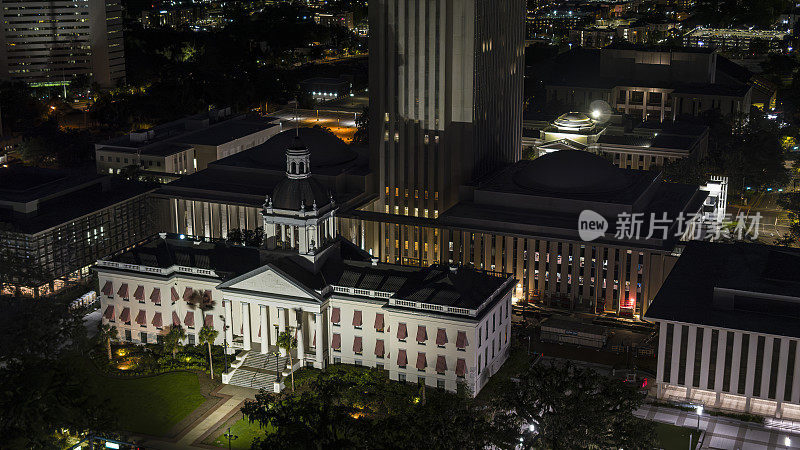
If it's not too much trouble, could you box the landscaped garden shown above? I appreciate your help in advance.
[209,418,270,449]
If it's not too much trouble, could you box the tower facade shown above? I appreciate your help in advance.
[369,0,526,216]
[0,0,125,87]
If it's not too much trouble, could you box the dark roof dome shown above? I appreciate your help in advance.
[271,176,330,210]
[553,112,595,131]
[513,150,630,194]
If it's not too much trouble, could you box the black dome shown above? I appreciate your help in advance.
[513,150,630,194]
[271,176,330,211]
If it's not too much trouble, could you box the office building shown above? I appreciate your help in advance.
[0,0,125,87]
[683,27,788,53]
[646,241,800,419]
[95,109,282,180]
[539,44,753,122]
[96,142,512,395]
[0,166,155,297]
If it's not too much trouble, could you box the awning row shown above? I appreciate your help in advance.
[330,308,468,350]
[102,305,212,329]
[100,282,207,306]
[330,333,465,376]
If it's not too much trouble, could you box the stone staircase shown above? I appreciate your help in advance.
[226,352,289,391]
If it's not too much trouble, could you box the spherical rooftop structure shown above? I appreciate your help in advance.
[552,112,595,132]
[512,150,630,194]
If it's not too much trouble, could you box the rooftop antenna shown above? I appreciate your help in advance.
[294,97,299,138]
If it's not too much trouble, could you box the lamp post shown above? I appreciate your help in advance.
[224,427,238,450]
[691,405,703,450]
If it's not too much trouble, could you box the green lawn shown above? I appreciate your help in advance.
[210,418,270,449]
[95,371,206,436]
[654,422,700,450]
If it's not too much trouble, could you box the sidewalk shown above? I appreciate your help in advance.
[136,384,259,449]
[636,404,799,449]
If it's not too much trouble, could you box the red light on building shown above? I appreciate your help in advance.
[620,291,636,311]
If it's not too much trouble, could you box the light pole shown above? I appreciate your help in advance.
[224,427,238,450]
[691,405,703,450]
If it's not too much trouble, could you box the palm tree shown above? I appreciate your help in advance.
[164,325,186,359]
[198,325,219,379]
[97,323,118,360]
[276,329,297,392]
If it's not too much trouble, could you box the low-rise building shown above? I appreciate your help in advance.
[96,138,511,395]
[683,27,788,53]
[646,241,800,419]
[0,166,156,297]
[95,109,282,179]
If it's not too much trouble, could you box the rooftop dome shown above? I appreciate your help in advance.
[271,177,330,211]
[512,150,630,194]
[553,112,595,132]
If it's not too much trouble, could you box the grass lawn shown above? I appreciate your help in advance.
[653,422,700,450]
[95,371,206,436]
[210,418,271,449]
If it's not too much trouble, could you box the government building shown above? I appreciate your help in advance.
[97,139,513,396]
[646,241,800,420]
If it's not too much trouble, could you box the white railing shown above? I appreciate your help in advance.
[331,285,394,300]
[387,298,477,317]
[95,259,218,278]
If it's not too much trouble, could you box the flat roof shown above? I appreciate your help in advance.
[645,241,800,339]
[0,166,100,203]
[178,120,279,147]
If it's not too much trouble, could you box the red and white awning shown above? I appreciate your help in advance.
[101,281,113,296]
[184,311,195,328]
[117,283,129,299]
[436,328,448,346]
[456,331,468,350]
[331,333,341,350]
[353,336,363,353]
[183,287,193,302]
[331,307,341,324]
[416,325,427,343]
[416,352,427,371]
[352,310,362,327]
[397,322,408,340]
[397,349,407,367]
[103,305,115,320]
[135,310,146,326]
[150,288,161,304]
[204,314,213,328]
[374,313,384,331]
[436,355,447,373]
[455,358,466,377]
[133,285,145,301]
[152,312,163,328]
[172,311,181,327]
[375,339,385,357]
[119,307,131,323]
[171,287,180,303]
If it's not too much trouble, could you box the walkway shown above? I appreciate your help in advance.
[636,404,800,449]
[135,384,259,449]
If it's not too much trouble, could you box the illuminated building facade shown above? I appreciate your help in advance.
[0,0,125,87]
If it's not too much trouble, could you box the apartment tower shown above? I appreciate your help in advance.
[0,0,125,87]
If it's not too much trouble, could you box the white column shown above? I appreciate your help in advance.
[278,307,286,356]
[685,326,697,398]
[315,312,323,369]
[792,340,800,404]
[657,321,667,383]
[730,332,743,395]
[745,334,758,410]
[296,309,305,366]
[776,338,790,417]
[760,337,774,400]
[670,324,682,385]
[714,330,727,405]
[260,305,268,354]
[699,328,712,390]
[224,299,233,347]
[241,301,251,351]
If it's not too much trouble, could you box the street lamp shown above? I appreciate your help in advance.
[224,427,238,450]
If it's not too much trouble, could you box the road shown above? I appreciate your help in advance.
[727,192,792,245]
[271,108,360,143]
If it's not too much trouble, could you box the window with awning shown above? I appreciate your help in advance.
[150,288,161,305]
[103,305,115,321]
[416,325,427,344]
[416,352,427,371]
[375,339,385,358]
[456,331,468,350]
[352,310,362,328]
[119,307,131,323]
[117,283,129,299]
[172,311,181,327]
[436,328,448,347]
[456,358,466,377]
[184,311,195,328]
[101,281,113,297]
[436,355,447,374]
[331,307,340,325]
[183,287,193,302]
[152,312,163,328]
[171,287,180,303]
[397,349,407,367]
[332,332,341,350]
[397,322,408,341]
[374,313,384,332]
[353,336,363,354]
[135,310,146,326]
[204,314,213,328]
[133,285,145,302]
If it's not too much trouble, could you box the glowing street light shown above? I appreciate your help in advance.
[591,110,601,119]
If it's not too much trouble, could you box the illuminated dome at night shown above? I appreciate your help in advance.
[552,112,596,132]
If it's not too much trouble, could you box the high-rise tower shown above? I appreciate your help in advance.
[369,0,526,217]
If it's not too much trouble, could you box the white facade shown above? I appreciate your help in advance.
[655,320,800,420]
